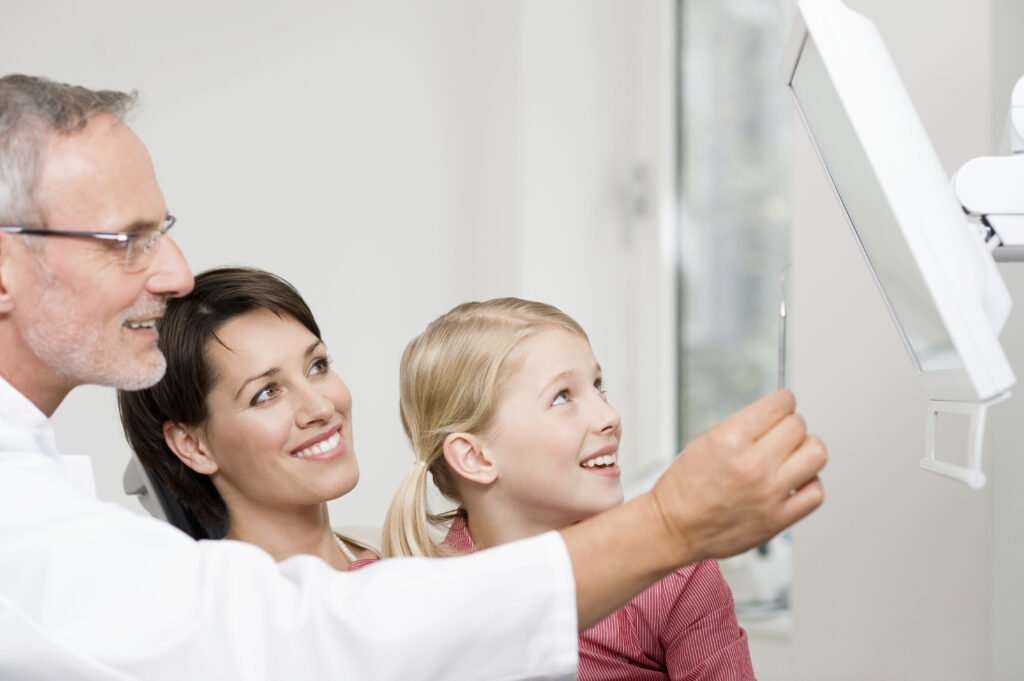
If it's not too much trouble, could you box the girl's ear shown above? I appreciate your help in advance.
[442,432,497,486]
[162,421,219,476]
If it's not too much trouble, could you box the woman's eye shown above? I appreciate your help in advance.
[250,384,281,406]
[552,389,570,406]
[594,378,607,395]
[310,355,333,375]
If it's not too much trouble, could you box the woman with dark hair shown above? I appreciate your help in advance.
[118,267,378,569]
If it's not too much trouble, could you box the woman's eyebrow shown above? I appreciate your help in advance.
[233,340,324,400]
[235,368,279,400]
[305,340,324,356]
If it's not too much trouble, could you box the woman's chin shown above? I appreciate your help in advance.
[322,474,360,503]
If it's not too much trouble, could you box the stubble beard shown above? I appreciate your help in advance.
[23,277,168,391]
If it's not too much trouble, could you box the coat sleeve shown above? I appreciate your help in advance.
[0,456,579,681]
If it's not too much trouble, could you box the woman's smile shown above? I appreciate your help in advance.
[292,427,346,460]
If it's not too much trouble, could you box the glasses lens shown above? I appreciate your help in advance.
[124,231,163,272]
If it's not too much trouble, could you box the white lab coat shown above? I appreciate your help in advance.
[0,377,579,680]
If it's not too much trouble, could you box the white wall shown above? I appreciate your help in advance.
[514,0,678,482]
[987,4,1024,678]
[1,1,675,532]
[789,0,1024,678]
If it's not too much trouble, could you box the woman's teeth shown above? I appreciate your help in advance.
[293,431,342,458]
[581,454,617,468]
[126,320,157,329]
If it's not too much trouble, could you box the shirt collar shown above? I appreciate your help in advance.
[0,374,61,459]
[443,515,478,552]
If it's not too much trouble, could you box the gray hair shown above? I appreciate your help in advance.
[0,74,137,225]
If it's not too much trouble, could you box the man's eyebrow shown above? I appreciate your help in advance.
[121,218,162,235]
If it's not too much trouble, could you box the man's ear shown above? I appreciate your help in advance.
[0,234,16,314]
[442,432,498,486]
[162,421,219,475]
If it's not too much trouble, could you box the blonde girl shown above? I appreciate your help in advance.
[383,297,755,680]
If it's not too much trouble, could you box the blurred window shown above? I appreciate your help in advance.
[677,0,795,616]
[677,0,793,445]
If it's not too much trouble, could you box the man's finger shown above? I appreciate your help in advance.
[776,435,828,495]
[752,412,807,466]
[778,476,825,528]
[721,389,796,443]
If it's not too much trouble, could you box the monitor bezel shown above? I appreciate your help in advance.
[782,0,1015,403]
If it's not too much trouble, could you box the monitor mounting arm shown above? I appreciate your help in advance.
[954,76,1024,262]
[924,76,1024,487]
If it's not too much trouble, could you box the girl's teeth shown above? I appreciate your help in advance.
[581,454,616,468]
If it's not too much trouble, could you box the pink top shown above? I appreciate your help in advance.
[445,517,756,681]
[348,558,378,571]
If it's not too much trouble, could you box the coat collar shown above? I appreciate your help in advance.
[0,373,63,461]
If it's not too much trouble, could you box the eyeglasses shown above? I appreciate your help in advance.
[0,214,176,273]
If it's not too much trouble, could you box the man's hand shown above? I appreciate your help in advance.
[650,389,826,563]
[562,389,825,630]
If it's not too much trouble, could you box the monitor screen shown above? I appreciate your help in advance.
[783,0,1015,402]
[790,38,960,372]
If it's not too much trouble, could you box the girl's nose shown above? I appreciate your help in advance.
[594,393,621,435]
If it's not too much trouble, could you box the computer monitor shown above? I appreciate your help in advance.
[782,0,1015,405]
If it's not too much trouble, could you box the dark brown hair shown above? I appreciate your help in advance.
[117,267,321,529]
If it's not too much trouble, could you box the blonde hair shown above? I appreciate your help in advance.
[381,298,587,558]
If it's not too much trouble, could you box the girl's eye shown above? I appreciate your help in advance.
[552,389,570,406]
[310,355,333,375]
[250,384,281,406]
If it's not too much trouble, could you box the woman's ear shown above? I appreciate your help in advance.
[162,421,219,475]
[442,432,497,486]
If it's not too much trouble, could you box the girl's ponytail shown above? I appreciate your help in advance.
[382,460,445,557]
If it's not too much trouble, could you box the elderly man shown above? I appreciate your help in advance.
[0,74,826,680]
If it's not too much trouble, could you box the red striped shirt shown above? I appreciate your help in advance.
[445,518,756,681]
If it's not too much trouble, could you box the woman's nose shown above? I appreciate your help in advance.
[296,384,334,425]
